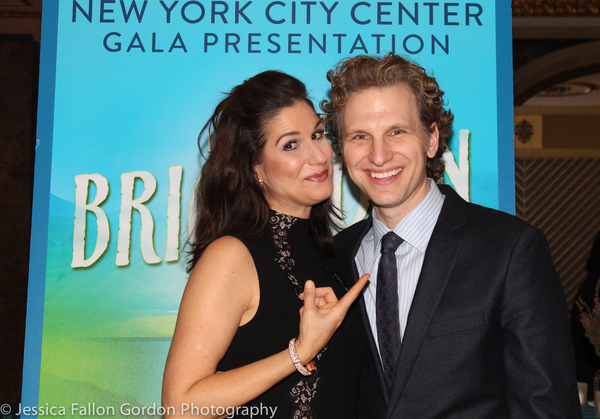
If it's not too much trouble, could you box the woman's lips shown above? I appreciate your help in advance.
[305,170,329,182]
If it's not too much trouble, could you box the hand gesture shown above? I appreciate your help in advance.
[295,274,369,364]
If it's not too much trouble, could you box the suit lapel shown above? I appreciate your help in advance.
[348,219,371,284]
[342,218,391,405]
[386,185,467,417]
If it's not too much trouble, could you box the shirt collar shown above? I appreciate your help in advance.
[371,178,445,253]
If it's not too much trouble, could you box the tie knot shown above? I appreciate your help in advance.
[381,231,403,254]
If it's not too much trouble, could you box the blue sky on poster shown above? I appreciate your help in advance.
[49,0,497,220]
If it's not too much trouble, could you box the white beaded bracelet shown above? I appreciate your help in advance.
[288,338,314,376]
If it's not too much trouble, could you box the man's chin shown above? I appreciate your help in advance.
[372,201,402,211]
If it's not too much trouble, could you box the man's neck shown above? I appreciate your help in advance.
[373,181,432,229]
[374,207,410,230]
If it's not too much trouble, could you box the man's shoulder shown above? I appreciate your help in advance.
[435,184,550,252]
[466,200,533,236]
[438,184,533,234]
[466,200,527,225]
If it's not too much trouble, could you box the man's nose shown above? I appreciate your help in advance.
[369,137,393,166]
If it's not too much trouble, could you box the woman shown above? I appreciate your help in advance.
[162,71,368,419]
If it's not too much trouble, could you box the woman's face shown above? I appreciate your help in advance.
[255,100,334,219]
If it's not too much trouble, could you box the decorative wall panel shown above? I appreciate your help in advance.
[515,157,600,311]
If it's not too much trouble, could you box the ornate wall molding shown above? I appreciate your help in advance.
[513,40,600,104]
[513,0,600,16]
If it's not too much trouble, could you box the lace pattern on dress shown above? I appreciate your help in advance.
[269,212,323,419]
[269,212,303,296]
[288,348,326,419]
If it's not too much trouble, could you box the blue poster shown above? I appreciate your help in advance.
[23,0,513,415]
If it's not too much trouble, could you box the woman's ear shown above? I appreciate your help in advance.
[254,166,265,187]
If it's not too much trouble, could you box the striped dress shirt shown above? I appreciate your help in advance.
[355,179,445,354]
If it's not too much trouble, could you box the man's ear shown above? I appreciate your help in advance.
[426,122,440,158]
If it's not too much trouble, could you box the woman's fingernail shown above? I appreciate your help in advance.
[305,281,314,289]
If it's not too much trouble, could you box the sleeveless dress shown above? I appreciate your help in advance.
[217,212,368,419]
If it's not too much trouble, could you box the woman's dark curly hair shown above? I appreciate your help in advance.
[321,53,454,181]
[188,71,337,272]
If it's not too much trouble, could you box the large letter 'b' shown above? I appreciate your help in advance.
[72,174,110,268]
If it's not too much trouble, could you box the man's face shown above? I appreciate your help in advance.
[341,84,439,225]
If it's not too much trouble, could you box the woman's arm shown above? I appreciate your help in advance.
[162,236,367,419]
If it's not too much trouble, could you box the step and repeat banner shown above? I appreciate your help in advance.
[23,0,513,416]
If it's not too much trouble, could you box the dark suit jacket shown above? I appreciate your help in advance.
[331,184,581,419]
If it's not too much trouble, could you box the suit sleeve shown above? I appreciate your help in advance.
[500,227,582,418]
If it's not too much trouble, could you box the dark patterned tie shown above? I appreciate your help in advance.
[376,231,404,393]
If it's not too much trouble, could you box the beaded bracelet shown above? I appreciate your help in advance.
[288,338,315,376]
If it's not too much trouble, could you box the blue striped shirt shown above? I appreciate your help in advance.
[355,179,445,354]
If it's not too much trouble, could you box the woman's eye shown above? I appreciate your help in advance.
[355,134,368,140]
[283,140,298,150]
[312,130,324,140]
[391,129,403,136]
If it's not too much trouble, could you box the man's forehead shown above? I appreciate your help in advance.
[342,84,419,125]
[346,82,414,102]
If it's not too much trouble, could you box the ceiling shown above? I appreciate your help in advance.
[0,0,42,15]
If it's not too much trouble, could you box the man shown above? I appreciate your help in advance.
[322,54,581,418]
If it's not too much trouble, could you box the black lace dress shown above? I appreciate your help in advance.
[217,212,367,419]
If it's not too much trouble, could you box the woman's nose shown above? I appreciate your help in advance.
[308,141,330,165]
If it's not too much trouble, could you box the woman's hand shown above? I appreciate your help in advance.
[298,286,340,309]
[294,274,369,364]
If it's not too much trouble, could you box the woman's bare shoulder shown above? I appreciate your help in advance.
[177,235,259,336]
[188,235,256,289]
[197,234,251,263]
